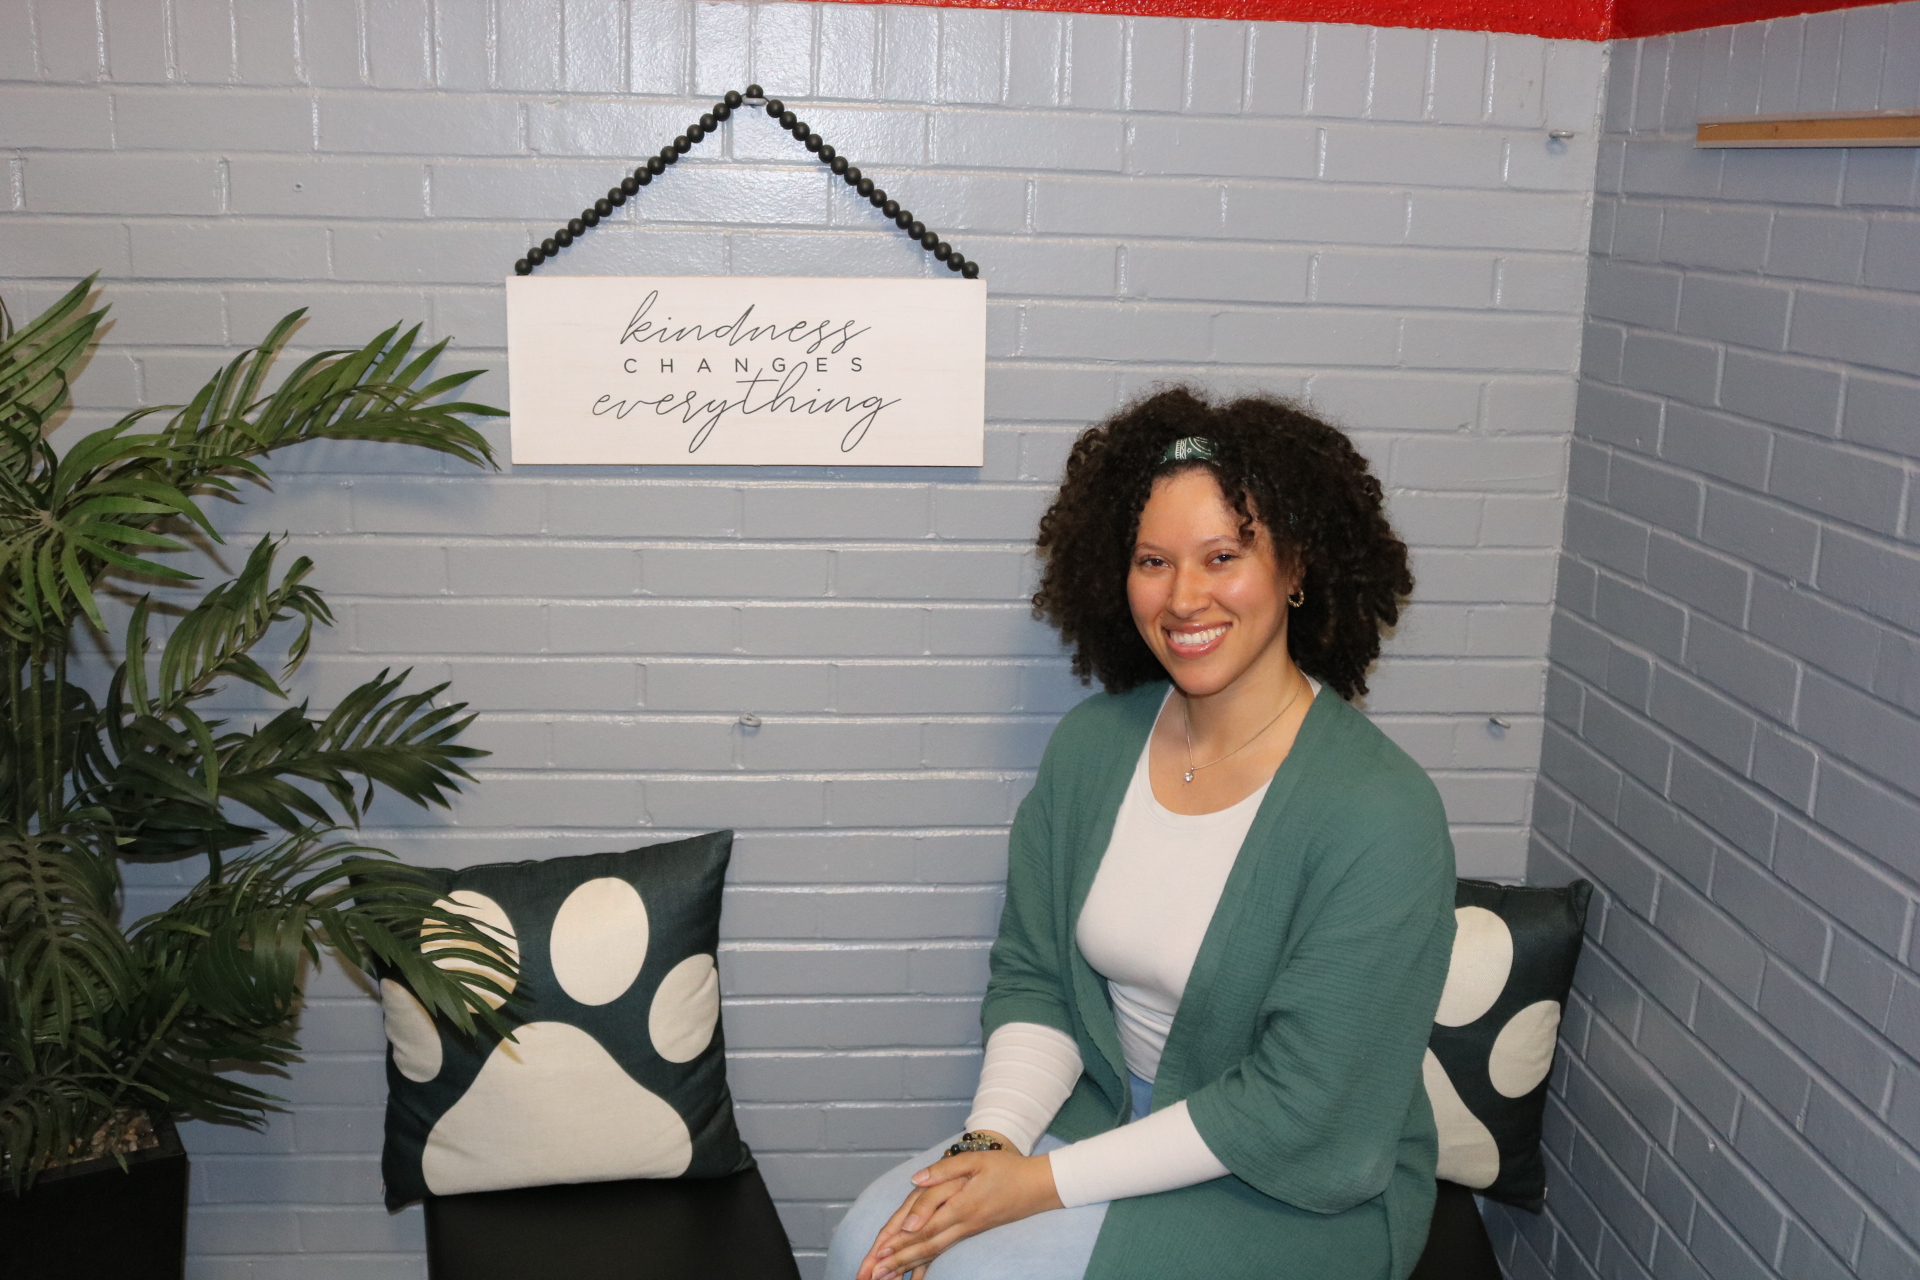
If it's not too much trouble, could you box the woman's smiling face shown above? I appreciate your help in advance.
[1127,467,1299,699]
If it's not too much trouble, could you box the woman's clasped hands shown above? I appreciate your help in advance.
[855,1131,1064,1280]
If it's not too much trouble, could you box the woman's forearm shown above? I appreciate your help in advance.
[964,1022,1083,1155]
[966,1024,1233,1206]
[1045,1100,1231,1207]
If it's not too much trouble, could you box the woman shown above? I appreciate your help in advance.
[826,388,1457,1280]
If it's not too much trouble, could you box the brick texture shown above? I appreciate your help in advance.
[0,3,1607,1276]
[1491,6,1920,1280]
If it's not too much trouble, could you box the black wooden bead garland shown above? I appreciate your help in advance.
[512,85,981,280]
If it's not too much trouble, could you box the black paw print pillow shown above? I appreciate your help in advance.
[378,831,753,1209]
[1423,877,1592,1211]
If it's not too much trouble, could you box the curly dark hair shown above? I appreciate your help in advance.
[1032,386,1412,700]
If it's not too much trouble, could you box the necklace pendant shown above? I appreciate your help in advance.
[1183,769,1195,783]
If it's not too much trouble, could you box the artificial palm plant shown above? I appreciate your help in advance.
[0,277,517,1191]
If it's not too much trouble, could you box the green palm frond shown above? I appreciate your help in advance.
[0,306,499,646]
[0,421,211,636]
[101,540,482,856]
[145,313,499,484]
[0,275,105,444]
[208,320,501,469]
[0,826,132,1040]
[130,535,330,717]
[109,833,514,1106]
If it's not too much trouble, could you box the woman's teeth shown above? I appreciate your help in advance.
[1168,625,1227,650]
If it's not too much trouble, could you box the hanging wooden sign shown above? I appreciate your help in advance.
[506,276,986,467]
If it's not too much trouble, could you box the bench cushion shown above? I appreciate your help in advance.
[425,1165,800,1280]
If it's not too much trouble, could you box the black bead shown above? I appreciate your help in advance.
[555,228,575,247]
[831,156,850,176]
[934,241,952,260]
[881,198,899,216]
[766,98,784,116]
[779,110,797,128]
[920,231,938,250]
[745,84,762,100]
[661,147,679,165]
[725,90,744,107]
[620,176,638,194]
[804,134,822,152]
[699,113,717,130]
[581,210,599,227]
[567,218,586,235]
[673,135,691,153]
[685,124,705,143]
[527,246,545,264]
[646,157,665,175]
[818,143,836,161]
[595,197,613,215]
[907,220,925,237]
[961,260,979,279]
[947,254,964,272]
[713,103,731,121]
[856,177,874,196]
[514,258,532,275]
[541,237,559,255]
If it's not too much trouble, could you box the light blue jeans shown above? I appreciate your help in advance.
[825,1075,1153,1280]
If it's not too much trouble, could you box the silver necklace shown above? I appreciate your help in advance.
[1180,674,1309,784]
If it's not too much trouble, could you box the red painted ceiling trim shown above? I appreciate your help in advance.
[832,0,1890,41]
[1608,0,1882,38]
[832,0,1607,38]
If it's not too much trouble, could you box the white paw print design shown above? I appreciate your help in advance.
[380,878,723,1196]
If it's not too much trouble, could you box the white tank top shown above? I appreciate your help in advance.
[1074,685,1309,1082]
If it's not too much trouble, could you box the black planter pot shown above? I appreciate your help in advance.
[0,1112,189,1280]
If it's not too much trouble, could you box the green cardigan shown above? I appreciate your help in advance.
[982,679,1458,1280]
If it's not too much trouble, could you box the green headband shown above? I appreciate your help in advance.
[1159,436,1218,464]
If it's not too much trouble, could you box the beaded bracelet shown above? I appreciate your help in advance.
[945,1131,1006,1158]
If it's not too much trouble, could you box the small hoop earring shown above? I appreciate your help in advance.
[1287,588,1305,608]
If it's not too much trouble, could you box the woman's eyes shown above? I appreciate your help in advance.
[1134,553,1238,569]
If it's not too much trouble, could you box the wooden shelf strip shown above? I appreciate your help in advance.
[1696,112,1920,149]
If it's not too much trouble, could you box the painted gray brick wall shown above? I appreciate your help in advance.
[1494,5,1920,1279]
[2,2,1604,1275]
